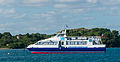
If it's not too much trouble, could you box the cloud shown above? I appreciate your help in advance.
[31,11,57,23]
[100,0,120,5]
[23,0,49,7]
[14,13,26,19]
[0,0,15,6]
[106,6,120,16]
[7,13,26,19]
[56,0,78,2]
[22,4,46,7]
[0,8,26,19]
[0,8,16,15]
[87,0,97,3]
[73,9,85,13]
[54,4,68,8]
[23,0,49,3]
[0,23,15,31]
[32,11,55,18]
[110,7,120,10]
[0,23,14,27]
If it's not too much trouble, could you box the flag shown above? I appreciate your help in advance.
[101,34,104,37]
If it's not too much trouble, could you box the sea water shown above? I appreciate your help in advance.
[0,48,120,62]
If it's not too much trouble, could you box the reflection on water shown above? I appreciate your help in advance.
[0,48,120,62]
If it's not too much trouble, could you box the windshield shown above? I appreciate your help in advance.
[57,34,64,37]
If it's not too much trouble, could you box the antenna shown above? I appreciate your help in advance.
[65,24,68,29]
[64,24,68,37]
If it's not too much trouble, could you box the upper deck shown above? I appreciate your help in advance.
[27,29,105,48]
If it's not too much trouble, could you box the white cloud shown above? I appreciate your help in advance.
[95,7,106,11]
[23,0,49,7]
[109,11,120,16]
[23,0,49,3]
[22,4,46,7]
[0,23,15,31]
[0,8,26,19]
[0,0,15,6]
[54,4,68,8]
[32,11,56,18]
[87,0,97,3]
[0,8,16,15]
[110,7,120,10]
[56,0,78,2]
[13,13,26,19]
[73,9,85,13]
[86,7,106,12]
[106,6,120,16]
[33,13,52,17]
[47,11,56,14]
[31,11,56,23]
[0,23,13,27]
[100,0,120,5]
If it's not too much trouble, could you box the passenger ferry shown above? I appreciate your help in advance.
[27,29,106,54]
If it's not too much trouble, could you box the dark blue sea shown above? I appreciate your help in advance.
[0,48,120,62]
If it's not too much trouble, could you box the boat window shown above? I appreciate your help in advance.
[70,42,75,45]
[35,41,58,45]
[67,37,88,40]
[66,41,87,45]
[93,41,100,45]
[77,42,80,45]
[67,37,72,40]
[62,42,64,45]
[66,41,68,45]
[57,34,64,37]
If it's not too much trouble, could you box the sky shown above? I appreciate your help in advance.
[0,0,120,35]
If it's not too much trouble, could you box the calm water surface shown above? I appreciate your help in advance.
[0,48,120,62]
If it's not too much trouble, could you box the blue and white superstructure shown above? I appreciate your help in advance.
[27,29,106,54]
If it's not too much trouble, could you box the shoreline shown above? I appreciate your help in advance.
[0,48,10,49]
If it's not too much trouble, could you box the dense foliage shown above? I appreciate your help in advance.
[0,28,120,48]
[0,33,52,49]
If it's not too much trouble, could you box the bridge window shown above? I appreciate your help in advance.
[57,34,64,37]
[93,41,100,45]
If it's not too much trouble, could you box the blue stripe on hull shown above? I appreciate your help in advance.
[27,47,106,52]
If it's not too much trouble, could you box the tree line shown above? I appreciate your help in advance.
[0,33,53,49]
[0,28,120,48]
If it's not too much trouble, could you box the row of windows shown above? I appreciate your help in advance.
[66,41,87,45]
[35,42,58,45]
[67,37,88,40]
[35,41,87,45]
